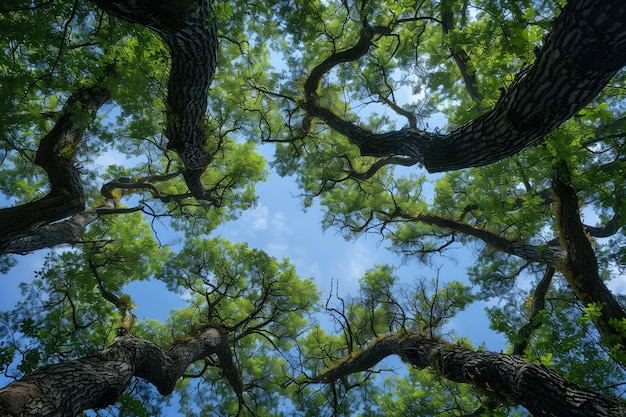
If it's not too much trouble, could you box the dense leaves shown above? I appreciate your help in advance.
[1,0,626,416]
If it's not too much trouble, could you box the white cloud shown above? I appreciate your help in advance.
[94,149,137,168]
[248,204,269,231]
[265,241,290,258]
[239,205,294,237]
[343,246,370,282]
[270,211,292,236]
[608,273,626,295]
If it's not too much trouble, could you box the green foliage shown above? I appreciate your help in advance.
[371,369,483,416]
[1,0,626,416]
[153,237,319,414]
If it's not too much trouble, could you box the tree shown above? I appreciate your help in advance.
[1,0,626,416]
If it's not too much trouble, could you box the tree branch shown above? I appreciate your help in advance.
[308,332,623,417]
[89,0,219,200]
[395,210,568,268]
[303,1,626,172]
[0,83,110,248]
[0,211,99,254]
[513,265,554,356]
[0,326,227,416]
[552,163,626,350]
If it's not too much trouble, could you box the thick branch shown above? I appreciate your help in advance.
[311,333,622,417]
[403,337,622,417]
[90,0,219,200]
[0,211,99,254]
[0,327,226,417]
[303,0,626,172]
[0,84,110,248]
[552,166,626,349]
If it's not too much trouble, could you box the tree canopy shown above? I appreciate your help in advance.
[1,0,626,416]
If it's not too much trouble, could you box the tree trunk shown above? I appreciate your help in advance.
[304,0,626,172]
[89,0,219,200]
[311,333,623,417]
[1,211,99,255]
[552,165,626,350]
[404,338,623,417]
[0,327,227,417]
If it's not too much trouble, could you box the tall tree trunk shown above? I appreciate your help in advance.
[89,0,219,200]
[0,327,228,417]
[310,333,623,417]
[552,164,626,350]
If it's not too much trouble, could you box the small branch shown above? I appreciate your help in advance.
[513,265,554,356]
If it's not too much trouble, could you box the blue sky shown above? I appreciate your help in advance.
[0,40,516,414]
[118,144,507,351]
[0,123,508,358]
[0,144,506,338]
[0,145,507,416]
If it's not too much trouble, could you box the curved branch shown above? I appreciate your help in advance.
[0,326,226,416]
[0,83,111,249]
[89,0,219,200]
[308,332,623,417]
[303,1,626,172]
[308,333,410,384]
[403,336,622,417]
[552,164,626,349]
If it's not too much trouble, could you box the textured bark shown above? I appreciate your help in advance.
[1,211,99,254]
[0,327,228,417]
[396,206,626,354]
[0,85,110,251]
[396,210,569,268]
[303,0,626,172]
[89,0,219,200]
[312,333,624,417]
[552,166,626,349]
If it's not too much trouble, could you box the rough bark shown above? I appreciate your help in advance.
[310,333,624,417]
[1,211,99,255]
[89,0,219,200]
[0,85,110,251]
[395,210,569,268]
[303,0,626,172]
[552,165,626,349]
[0,326,230,417]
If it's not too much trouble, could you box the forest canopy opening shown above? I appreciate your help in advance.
[1,0,625,416]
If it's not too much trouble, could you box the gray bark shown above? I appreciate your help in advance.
[0,85,110,251]
[552,165,626,349]
[1,211,99,254]
[311,333,624,417]
[0,327,226,417]
[89,0,219,200]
